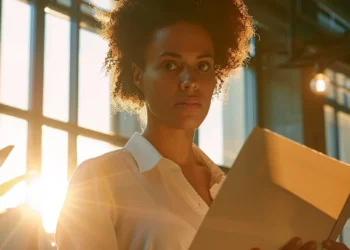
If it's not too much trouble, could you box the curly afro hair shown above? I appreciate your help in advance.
[94,0,255,115]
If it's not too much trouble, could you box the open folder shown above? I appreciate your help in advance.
[190,127,350,250]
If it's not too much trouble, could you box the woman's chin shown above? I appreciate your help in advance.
[168,117,204,131]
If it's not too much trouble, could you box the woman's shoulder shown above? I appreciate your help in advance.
[69,148,132,184]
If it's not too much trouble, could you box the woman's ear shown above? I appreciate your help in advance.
[131,63,144,92]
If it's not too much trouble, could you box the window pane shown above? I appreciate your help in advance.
[78,28,112,134]
[324,69,336,100]
[117,112,141,138]
[0,0,31,110]
[43,14,70,122]
[40,126,68,233]
[41,126,68,180]
[324,105,337,159]
[338,112,350,164]
[199,69,247,167]
[335,73,347,106]
[0,115,28,211]
[57,0,71,7]
[199,96,224,166]
[344,219,350,247]
[346,78,350,109]
[77,136,119,166]
[223,70,247,166]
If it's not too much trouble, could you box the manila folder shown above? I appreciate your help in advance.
[190,127,350,250]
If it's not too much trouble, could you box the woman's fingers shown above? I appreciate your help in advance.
[251,239,349,250]
[322,240,349,250]
[280,237,304,250]
[300,241,318,250]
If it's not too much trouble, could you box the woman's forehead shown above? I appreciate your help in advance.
[145,21,215,59]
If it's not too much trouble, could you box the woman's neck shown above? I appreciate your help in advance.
[142,120,197,168]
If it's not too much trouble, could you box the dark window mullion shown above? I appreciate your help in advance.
[67,0,80,178]
[26,0,47,249]
[0,104,33,121]
[27,0,46,174]
[46,1,102,31]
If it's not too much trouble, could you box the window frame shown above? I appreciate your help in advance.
[0,0,127,181]
[323,66,350,244]
[0,1,258,180]
[195,66,258,171]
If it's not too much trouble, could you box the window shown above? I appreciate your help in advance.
[78,28,112,134]
[344,220,350,247]
[325,69,350,109]
[338,112,350,163]
[77,136,119,166]
[324,69,336,100]
[346,78,350,109]
[337,112,350,245]
[0,0,31,110]
[335,73,349,107]
[0,0,129,238]
[117,112,141,138]
[0,115,28,211]
[43,13,71,122]
[199,95,224,165]
[324,68,350,245]
[199,68,257,167]
[324,105,337,158]
[41,126,68,181]
[57,0,71,7]
[40,126,68,233]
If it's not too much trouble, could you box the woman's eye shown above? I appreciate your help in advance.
[164,62,178,70]
[198,62,211,71]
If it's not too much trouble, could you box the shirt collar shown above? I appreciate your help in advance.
[124,132,162,173]
[124,132,225,184]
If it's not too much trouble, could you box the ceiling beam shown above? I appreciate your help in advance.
[312,0,350,30]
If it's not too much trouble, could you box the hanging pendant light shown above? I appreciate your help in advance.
[310,72,330,94]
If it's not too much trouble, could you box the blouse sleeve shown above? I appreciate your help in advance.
[55,159,118,250]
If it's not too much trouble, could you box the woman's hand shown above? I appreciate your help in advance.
[279,237,317,250]
[321,240,349,250]
[250,237,350,250]
[250,237,315,250]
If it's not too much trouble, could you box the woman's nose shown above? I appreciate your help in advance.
[180,80,199,92]
[180,69,198,92]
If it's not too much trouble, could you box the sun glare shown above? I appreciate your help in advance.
[27,175,68,233]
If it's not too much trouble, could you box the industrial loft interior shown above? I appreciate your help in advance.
[0,0,350,249]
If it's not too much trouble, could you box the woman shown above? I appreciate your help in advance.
[55,0,349,250]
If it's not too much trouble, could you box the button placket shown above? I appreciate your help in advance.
[170,162,209,211]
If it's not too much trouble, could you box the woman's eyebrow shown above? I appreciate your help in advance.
[158,51,214,60]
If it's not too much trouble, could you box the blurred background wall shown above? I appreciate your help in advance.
[0,0,349,249]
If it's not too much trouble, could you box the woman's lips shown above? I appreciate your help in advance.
[175,103,202,109]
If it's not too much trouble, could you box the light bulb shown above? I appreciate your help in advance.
[315,79,326,92]
[310,73,330,94]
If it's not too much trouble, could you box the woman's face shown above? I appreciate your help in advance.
[134,21,217,130]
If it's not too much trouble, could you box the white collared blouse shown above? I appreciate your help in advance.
[55,132,226,250]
